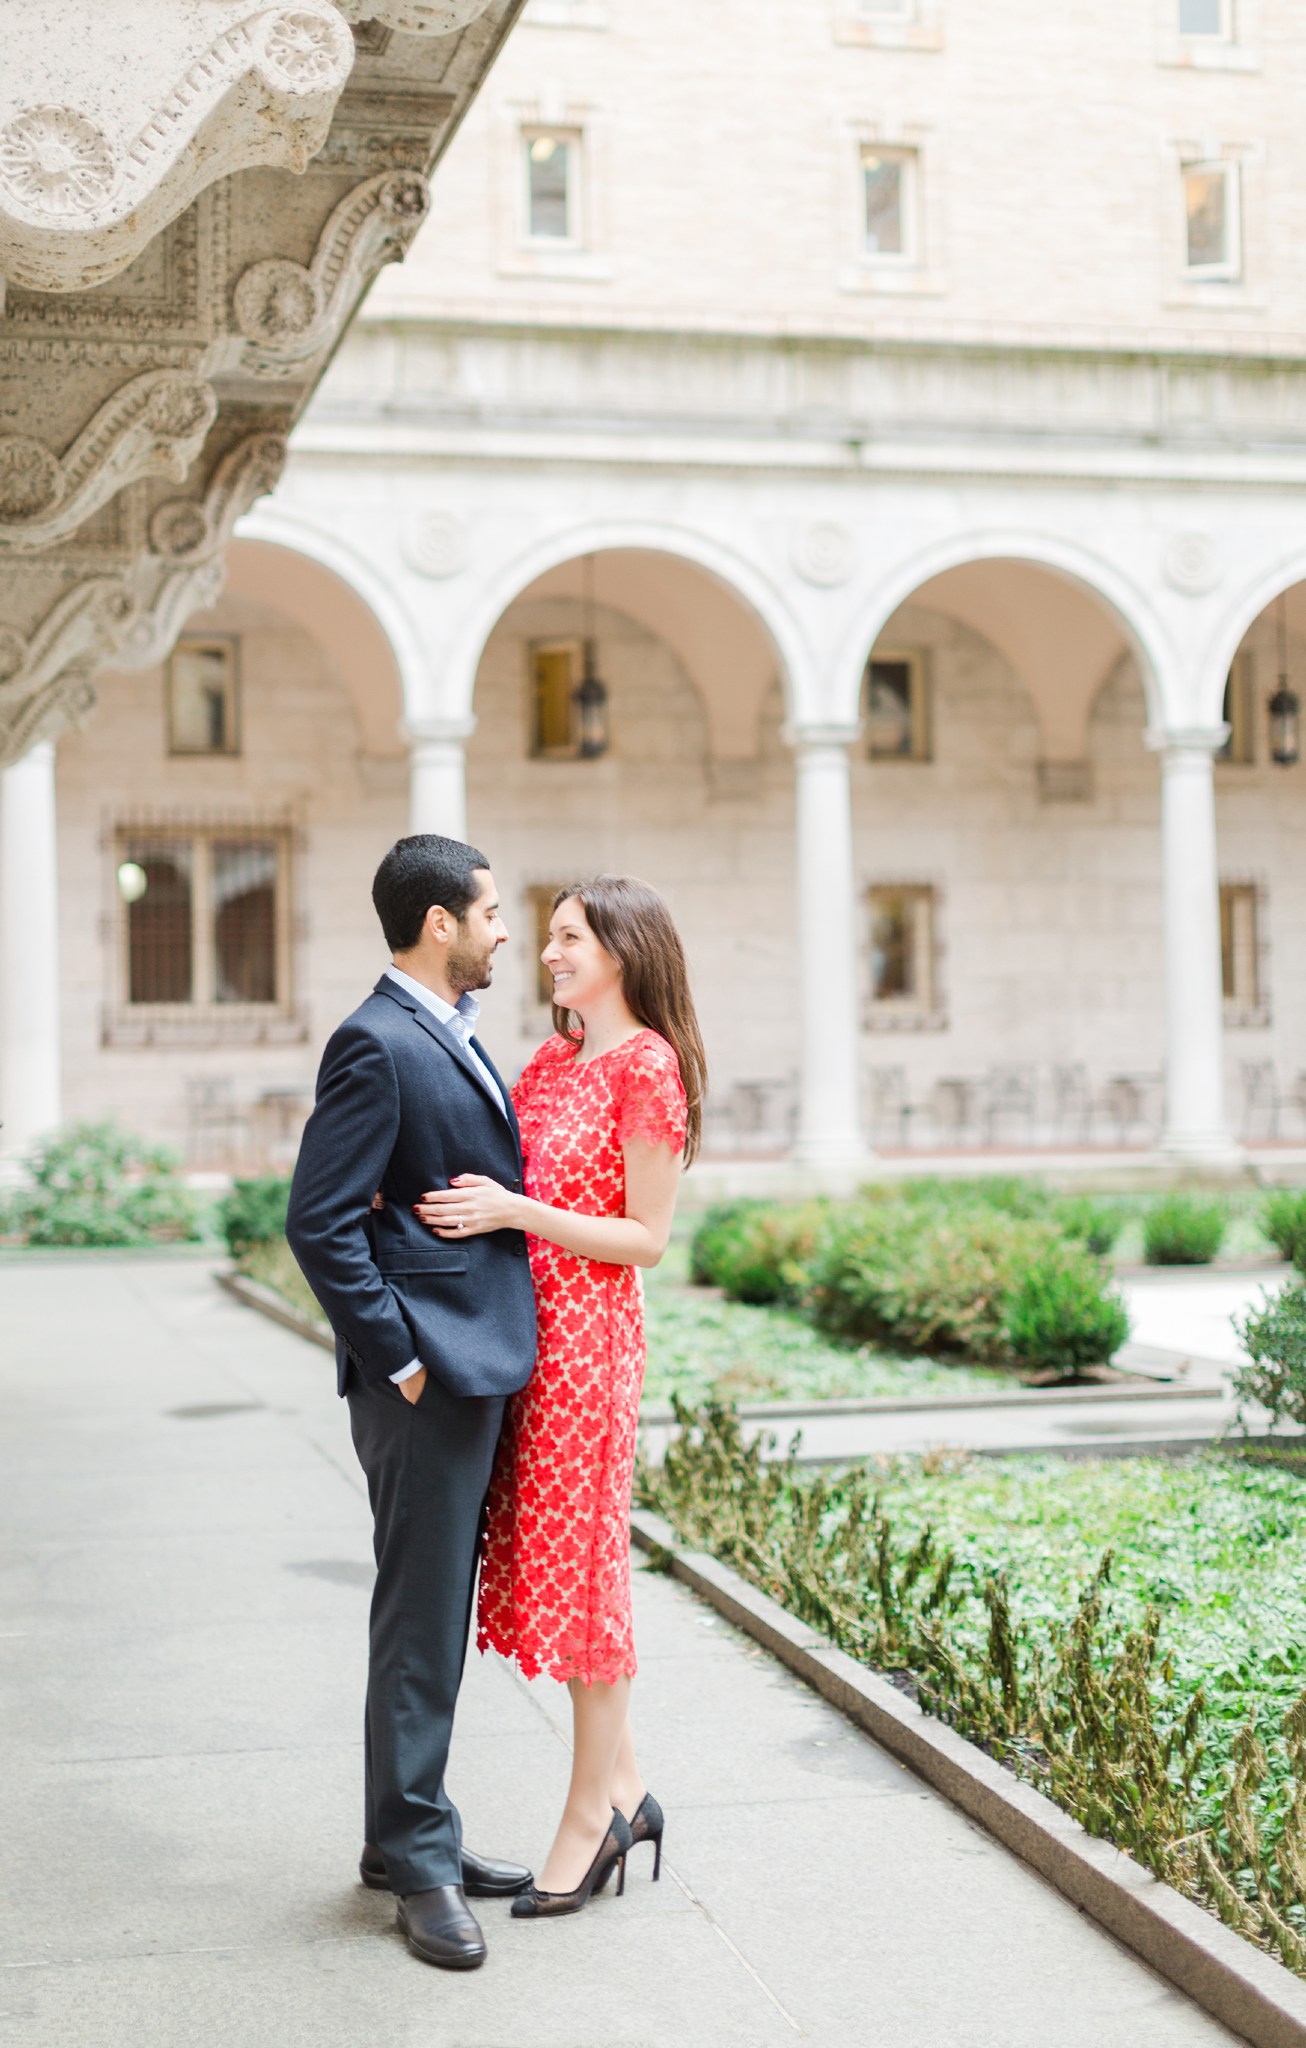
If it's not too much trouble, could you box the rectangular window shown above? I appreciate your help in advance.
[116,828,288,1013]
[525,130,576,241]
[530,639,580,756]
[1180,0,1228,34]
[1184,161,1240,277]
[1220,882,1259,1008]
[870,885,935,1008]
[862,148,915,258]
[527,884,565,1008]
[1218,652,1254,764]
[865,650,930,759]
[168,638,239,756]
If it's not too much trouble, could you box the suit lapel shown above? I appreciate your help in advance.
[375,978,512,1126]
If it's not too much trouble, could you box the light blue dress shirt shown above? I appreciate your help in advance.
[382,965,508,1383]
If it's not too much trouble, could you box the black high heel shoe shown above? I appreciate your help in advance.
[597,1791,663,1891]
[510,1810,633,1919]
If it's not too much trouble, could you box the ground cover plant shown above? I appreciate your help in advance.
[0,1121,199,1247]
[640,1409,1306,1974]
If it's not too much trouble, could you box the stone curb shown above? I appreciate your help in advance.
[218,1269,333,1350]
[630,1505,1306,2048]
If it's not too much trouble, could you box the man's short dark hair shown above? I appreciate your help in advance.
[372,835,491,953]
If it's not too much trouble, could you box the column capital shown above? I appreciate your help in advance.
[783,721,862,753]
[401,714,477,750]
[1144,724,1229,759]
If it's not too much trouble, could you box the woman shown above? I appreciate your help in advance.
[414,874,705,1918]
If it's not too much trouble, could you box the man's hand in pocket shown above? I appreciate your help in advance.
[399,1367,427,1406]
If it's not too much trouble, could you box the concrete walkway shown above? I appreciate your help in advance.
[0,1253,1244,2048]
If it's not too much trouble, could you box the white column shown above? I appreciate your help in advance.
[1148,727,1240,1164]
[0,740,62,1160]
[404,715,476,842]
[787,723,872,1170]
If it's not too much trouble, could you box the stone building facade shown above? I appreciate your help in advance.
[11,0,1306,1175]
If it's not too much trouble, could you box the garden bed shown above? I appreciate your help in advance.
[639,1405,1306,1980]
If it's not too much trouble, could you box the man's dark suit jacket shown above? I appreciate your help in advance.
[286,976,537,1398]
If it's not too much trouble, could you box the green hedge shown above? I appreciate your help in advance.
[689,1181,1130,1375]
[1142,1191,1228,1266]
[1233,1282,1306,1431]
[1263,1190,1306,1275]
[219,1174,292,1260]
[1,1121,198,1248]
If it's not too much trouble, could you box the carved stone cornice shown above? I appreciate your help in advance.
[0,5,356,294]
[231,171,429,375]
[0,372,217,553]
[0,0,523,765]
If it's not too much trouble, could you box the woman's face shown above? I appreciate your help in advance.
[542,896,621,1010]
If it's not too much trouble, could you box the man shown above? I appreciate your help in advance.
[286,835,537,1969]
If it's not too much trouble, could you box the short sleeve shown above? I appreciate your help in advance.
[614,1034,687,1155]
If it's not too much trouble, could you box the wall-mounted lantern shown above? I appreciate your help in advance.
[574,554,610,759]
[1270,593,1301,767]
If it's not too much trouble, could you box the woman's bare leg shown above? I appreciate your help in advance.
[537,1675,632,1893]
[609,1706,646,1820]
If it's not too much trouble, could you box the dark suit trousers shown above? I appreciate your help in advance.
[346,1369,505,1895]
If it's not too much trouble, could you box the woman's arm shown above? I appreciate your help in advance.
[414,1135,680,1268]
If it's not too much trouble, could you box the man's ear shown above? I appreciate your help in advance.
[424,904,452,946]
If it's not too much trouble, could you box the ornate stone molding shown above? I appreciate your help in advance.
[0,5,355,292]
[148,431,288,566]
[0,373,216,553]
[0,578,134,758]
[231,171,429,375]
[337,1,497,31]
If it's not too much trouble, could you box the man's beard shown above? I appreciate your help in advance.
[447,925,494,994]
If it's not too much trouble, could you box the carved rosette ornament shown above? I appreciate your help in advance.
[0,107,119,220]
[0,440,63,523]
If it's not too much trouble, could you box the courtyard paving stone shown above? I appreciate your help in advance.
[0,1254,1246,2046]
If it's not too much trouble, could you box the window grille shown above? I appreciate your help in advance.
[108,816,300,1044]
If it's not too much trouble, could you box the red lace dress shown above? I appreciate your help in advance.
[477,1029,687,1686]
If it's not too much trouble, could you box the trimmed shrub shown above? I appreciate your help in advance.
[806,1202,1063,1363]
[1263,1189,1306,1275]
[219,1174,292,1261]
[688,1199,767,1287]
[1051,1194,1127,1258]
[1142,1192,1228,1266]
[1232,1282,1306,1431]
[690,1199,826,1306]
[1003,1243,1131,1375]
[3,1121,198,1248]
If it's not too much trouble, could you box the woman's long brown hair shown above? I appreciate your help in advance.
[550,875,707,1166]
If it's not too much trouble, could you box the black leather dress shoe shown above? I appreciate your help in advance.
[396,1886,487,1969]
[360,1842,532,1898]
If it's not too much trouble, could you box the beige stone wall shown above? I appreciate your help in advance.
[54,589,405,1157]
[374,0,1306,353]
